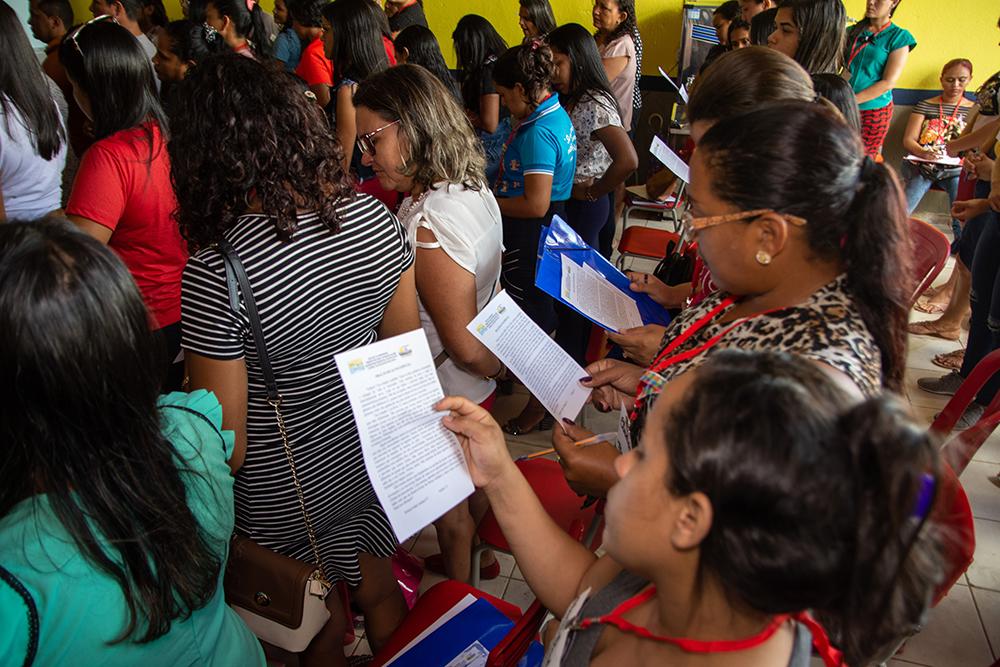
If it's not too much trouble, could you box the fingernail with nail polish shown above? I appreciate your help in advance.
[579,376,592,382]
[563,418,575,425]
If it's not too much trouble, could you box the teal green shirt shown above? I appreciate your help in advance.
[0,390,265,667]
[845,23,916,112]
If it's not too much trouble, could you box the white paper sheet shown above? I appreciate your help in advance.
[444,641,489,667]
[904,153,962,167]
[384,594,478,666]
[625,184,676,204]
[650,135,690,183]
[334,329,473,543]
[560,255,643,333]
[467,291,591,425]
[658,66,688,103]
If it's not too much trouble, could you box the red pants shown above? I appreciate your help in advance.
[860,102,893,157]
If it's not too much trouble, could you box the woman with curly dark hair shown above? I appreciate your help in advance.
[170,54,416,666]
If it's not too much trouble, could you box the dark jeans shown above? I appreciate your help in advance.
[960,207,1000,406]
[556,196,614,364]
[957,179,993,269]
[500,201,566,334]
[598,192,617,259]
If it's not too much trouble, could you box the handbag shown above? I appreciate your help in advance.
[214,239,333,653]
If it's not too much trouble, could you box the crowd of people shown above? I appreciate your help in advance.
[1,0,995,665]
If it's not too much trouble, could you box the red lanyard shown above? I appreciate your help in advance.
[847,21,891,68]
[577,586,844,666]
[938,99,962,127]
[631,296,782,419]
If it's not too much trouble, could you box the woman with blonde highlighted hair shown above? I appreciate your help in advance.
[354,64,506,584]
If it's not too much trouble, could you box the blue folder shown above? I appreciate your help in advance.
[390,597,543,666]
[535,215,672,332]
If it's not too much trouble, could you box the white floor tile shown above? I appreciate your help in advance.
[495,552,516,578]
[474,573,508,598]
[962,461,1000,522]
[968,518,1000,592]
[903,372,952,410]
[907,336,966,373]
[970,586,1000,659]
[974,432,1000,466]
[351,636,370,656]
[896,584,993,667]
[501,578,536,612]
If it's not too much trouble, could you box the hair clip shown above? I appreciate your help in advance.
[202,22,219,41]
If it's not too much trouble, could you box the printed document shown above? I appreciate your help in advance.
[650,135,690,183]
[904,153,962,167]
[658,66,688,103]
[334,329,473,542]
[560,255,643,333]
[467,290,591,424]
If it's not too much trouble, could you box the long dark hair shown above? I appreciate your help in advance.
[0,219,222,643]
[696,101,910,390]
[519,0,556,36]
[782,0,845,74]
[189,0,271,57]
[61,19,168,148]
[452,14,508,112]
[749,7,777,45]
[394,25,461,103]
[812,72,862,135]
[492,40,557,111]
[546,23,619,115]
[168,54,353,248]
[658,350,940,666]
[0,0,64,160]
[322,0,389,86]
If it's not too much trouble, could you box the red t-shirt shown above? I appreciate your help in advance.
[66,122,187,329]
[383,35,397,65]
[295,37,333,87]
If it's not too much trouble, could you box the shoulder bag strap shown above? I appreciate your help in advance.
[0,565,39,667]
[214,240,329,584]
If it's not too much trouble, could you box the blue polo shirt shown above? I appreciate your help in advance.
[845,22,916,112]
[495,94,577,203]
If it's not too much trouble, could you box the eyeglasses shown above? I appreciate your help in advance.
[65,14,117,57]
[358,120,400,157]
[681,208,807,235]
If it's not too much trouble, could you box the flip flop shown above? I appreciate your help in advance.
[908,320,961,341]
[914,300,947,314]
[932,349,965,371]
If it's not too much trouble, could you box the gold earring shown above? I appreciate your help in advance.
[755,250,772,266]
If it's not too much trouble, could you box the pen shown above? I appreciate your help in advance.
[515,432,617,461]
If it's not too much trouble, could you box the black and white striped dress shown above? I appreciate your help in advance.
[181,194,413,585]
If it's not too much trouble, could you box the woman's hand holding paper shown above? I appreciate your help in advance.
[606,325,666,365]
[580,358,644,412]
[437,396,515,490]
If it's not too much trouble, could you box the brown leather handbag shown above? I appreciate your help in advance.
[215,239,333,653]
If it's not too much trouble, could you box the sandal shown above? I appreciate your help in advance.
[932,349,965,371]
[502,413,555,436]
[914,300,947,314]
[908,320,962,341]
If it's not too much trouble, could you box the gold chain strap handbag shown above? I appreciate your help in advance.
[214,239,333,653]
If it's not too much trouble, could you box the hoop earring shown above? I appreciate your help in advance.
[755,250,772,266]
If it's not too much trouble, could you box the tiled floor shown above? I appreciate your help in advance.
[346,199,1000,665]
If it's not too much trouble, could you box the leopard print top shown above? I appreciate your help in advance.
[654,274,882,397]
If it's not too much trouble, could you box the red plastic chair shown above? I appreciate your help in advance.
[931,348,1000,476]
[615,226,679,270]
[909,217,952,307]
[472,459,602,587]
[929,461,976,606]
[373,521,587,667]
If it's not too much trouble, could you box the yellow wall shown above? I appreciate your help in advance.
[71,0,998,91]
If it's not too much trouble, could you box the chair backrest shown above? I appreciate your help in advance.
[930,461,976,606]
[932,348,1000,476]
[909,217,951,307]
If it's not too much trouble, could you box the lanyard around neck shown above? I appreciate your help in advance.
[576,586,844,665]
[493,93,556,191]
[847,21,891,68]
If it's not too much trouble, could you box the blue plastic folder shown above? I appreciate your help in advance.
[535,215,672,332]
[389,597,544,666]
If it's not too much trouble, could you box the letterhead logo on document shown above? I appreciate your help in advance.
[476,323,487,334]
[348,359,366,374]
[398,345,413,356]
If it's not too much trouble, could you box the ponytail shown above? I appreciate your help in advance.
[492,40,556,110]
[841,156,911,392]
[818,396,941,665]
[247,2,272,58]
